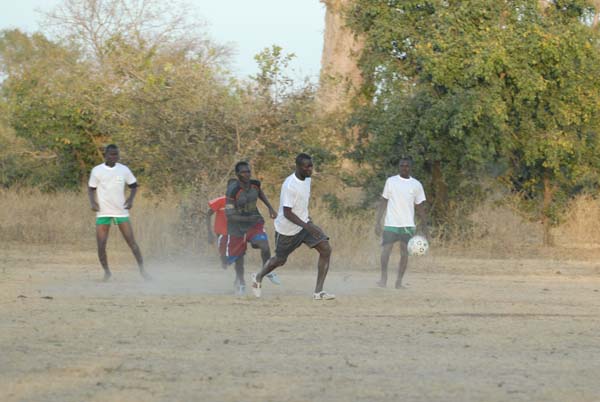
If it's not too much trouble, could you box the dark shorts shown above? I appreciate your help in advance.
[218,222,268,265]
[274,225,329,260]
[382,226,415,245]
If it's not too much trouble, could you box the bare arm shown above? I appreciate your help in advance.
[283,207,323,238]
[124,183,138,209]
[374,197,388,237]
[206,209,215,244]
[88,187,99,211]
[258,188,277,219]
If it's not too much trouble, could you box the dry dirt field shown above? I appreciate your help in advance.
[2,244,600,402]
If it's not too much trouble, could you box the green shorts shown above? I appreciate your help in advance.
[96,216,130,225]
[382,226,416,245]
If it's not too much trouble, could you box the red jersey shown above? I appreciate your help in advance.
[208,196,227,235]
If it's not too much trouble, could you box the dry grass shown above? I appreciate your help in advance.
[0,188,186,256]
[0,187,380,269]
[0,189,93,244]
[449,198,544,257]
[556,194,600,248]
[2,188,600,267]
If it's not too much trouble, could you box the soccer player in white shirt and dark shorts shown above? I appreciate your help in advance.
[87,144,151,282]
[251,153,335,300]
[375,158,429,289]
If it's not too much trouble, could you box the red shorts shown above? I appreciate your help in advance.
[218,222,268,264]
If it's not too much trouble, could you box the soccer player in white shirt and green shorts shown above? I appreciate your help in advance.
[251,153,335,300]
[87,144,151,282]
[375,158,429,289]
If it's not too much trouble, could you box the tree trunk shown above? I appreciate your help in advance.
[317,0,364,114]
[431,160,448,224]
[593,1,600,29]
[542,171,555,247]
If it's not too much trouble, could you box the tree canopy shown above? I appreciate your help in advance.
[348,0,600,243]
[0,0,331,196]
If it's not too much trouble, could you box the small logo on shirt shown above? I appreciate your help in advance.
[115,176,124,184]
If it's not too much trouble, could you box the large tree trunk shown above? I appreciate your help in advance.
[318,0,364,114]
[542,171,555,247]
[430,160,449,224]
[592,1,600,29]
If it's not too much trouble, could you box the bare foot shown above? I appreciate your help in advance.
[395,281,407,289]
[376,280,387,288]
[102,271,112,282]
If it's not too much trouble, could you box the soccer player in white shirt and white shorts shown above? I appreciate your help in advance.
[87,144,150,282]
[250,153,335,300]
[375,158,429,289]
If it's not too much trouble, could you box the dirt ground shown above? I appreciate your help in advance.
[1,244,600,402]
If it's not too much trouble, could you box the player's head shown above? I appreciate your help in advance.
[295,153,313,179]
[235,161,251,183]
[104,144,120,166]
[398,157,412,178]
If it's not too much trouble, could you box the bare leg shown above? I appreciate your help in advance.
[218,235,227,269]
[313,240,332,293]
[251,238,280,284]
[117,221,151,280]
[251,239,271,266]
[234,256,245,286]
[395,241,409,288]
[257,255,286,282]
[96,224,111,281]
[379,242,393,287]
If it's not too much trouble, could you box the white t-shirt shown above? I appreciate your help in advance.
[382,175,426,228]
[274,173,311,236]
[88,163,137,217]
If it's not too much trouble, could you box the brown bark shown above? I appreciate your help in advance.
[317,0,364,114]
[431,160,448,223]
[593,1,600,29]
[542,171,555,247]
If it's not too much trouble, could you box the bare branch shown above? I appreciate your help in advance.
[40,0,223,65]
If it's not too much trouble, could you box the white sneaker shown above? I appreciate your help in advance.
[251,273,261,298]
[266,272,281,285]
[313,291,335,300]
[235,284,246,296]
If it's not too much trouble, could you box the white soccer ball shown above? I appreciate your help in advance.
[408,235,429,256]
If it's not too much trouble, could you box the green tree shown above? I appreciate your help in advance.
[103,35,243,193]
[348,0,600,244]
[0,29,102,187]
[0,0,335,199]
[1,0,233,191]
[500,1,600,245]
[348,1,509,228]
[244,46,336,187]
